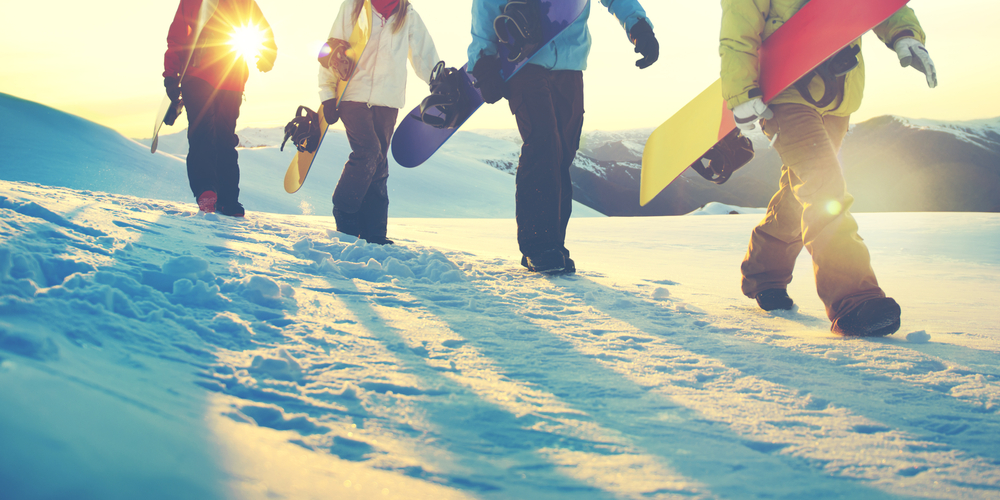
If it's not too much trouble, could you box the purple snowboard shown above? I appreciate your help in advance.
[391,0,588,168]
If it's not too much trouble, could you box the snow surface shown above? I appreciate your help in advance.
[2,96,1000,499]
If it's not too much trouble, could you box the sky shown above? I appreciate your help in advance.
[1,0,998,139]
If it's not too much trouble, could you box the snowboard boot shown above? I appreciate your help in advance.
[358,197,393,245]
[196,190,217,213]
[755,288,794,311]
[218,201,245,218]
[521,249,567,274]
[831,297,901,337]
[332,207,362,239]
[521,247,575,274]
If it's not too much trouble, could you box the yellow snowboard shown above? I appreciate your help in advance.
[284,0,372,194]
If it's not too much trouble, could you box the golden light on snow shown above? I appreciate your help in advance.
[228,24,266,61]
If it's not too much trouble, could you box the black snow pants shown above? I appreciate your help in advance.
[181,76,243,209]
[506,65,585,258]
[333,101,399,243]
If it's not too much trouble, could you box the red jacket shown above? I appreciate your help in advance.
[163,0,277,92]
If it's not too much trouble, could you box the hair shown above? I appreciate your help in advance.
[352,0,409,34]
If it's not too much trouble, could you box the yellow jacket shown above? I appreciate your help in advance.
[720,0,925,116]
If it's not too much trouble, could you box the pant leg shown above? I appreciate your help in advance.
[212,88,242,209]
[756,104,884,320]
[508,65,571,256]
[551,71,585,251]
[740,161,805,298]
[358,106,399,242]
[181,77,218,199]
[333,102,382,215]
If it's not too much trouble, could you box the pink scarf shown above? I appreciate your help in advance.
[372,0,399,18]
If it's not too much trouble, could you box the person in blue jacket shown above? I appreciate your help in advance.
[469,0,658,274]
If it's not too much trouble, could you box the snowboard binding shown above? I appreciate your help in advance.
[419,61,471,129]
[281,106,322,154]
[318,38,355,81]
[794,44,860,108]
[494,0,543,63]
[689,128,754,184]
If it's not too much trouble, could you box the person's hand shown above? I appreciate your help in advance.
[732,97,773,132]
[471,53,505,104]
[629,19,658,69]
[894,37,937,88]
[164,76,181,102]
[322,99,339,125]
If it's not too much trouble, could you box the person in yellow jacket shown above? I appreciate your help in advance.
[720,1,937,336]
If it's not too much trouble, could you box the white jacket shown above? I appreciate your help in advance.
[319,1,439,109]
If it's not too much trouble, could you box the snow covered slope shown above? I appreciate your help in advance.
[0,92,600,219]
[2,179,999,499]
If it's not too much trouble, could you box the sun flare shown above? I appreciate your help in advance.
[229,24,266,61]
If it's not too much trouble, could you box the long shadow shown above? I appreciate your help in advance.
[393,268,917,499]
[547,274,1000,467]
[330,277,621,500]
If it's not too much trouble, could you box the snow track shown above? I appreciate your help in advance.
[2,180,999,499]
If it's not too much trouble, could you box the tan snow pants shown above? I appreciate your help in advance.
[741,103,885,321]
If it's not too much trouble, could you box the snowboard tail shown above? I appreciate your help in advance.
[639,0,911,206]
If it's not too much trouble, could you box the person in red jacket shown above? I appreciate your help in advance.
[163,0,277,217]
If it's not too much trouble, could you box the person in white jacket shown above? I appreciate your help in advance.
[319,0,439,244]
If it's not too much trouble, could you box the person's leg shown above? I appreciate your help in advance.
[507,65,565,266]
[740,163,805,300]
[212,88,243,215]
[770,104,884,321]
[181,77,218,204]
[551,70,585,261]
[358,106,398,244]
[333,102,381,236]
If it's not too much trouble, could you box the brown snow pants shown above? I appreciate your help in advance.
[741,103,885,321]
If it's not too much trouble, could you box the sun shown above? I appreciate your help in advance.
[229,24,266,61]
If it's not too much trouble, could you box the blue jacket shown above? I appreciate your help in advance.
[468,0,650,73]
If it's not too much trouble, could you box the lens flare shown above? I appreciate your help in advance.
[229,24,266,61]
[826,199,843,216]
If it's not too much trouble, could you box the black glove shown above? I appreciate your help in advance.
[471,52,505,104]
[629,19,658,69]
[322,99,339,125]
[164,76,181,102]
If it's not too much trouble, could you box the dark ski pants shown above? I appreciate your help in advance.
[507,65,585,257]
[333,102,398,242]
[742,104,885,321]
[182,76,242,209]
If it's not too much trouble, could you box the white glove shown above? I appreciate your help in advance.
[733,97,773,132]
[894,37,937,88]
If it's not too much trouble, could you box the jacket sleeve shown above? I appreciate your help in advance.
[467,0,503,73]
[407,9,441,85]
[163,0,196,78]
[598,0,651,35]
[872,6,926,49]
[720,0,769,109]
[318,0,355,102]
[253,1,277,69]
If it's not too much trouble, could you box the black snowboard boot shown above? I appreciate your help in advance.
[831,297,901,337]
[521,248,567,274]
[332,207,362,238]
[217,201,245,218]
[755,288,794,311]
